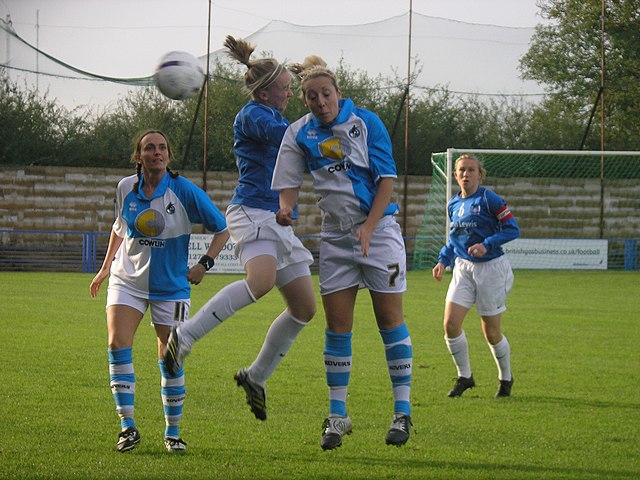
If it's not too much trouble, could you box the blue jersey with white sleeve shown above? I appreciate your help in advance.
[110,172,227,301]
[273,98,398,231]
[437,186,520,267]
[230,100,290,213]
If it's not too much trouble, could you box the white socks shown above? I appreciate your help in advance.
[180,279,256,348]
[489,335,512,381]
[445,331,472,378]
[247,310,307,386]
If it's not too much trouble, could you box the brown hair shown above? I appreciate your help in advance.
[130,129,178,193]
[223,35,287,97]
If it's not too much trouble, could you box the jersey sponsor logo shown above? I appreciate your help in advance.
[452,221,478,229]
[138,238,166,248]
[166,202,176,214]
[319,137,344,160]
[306,128,318,140]
[348,125,361,138]
[135,208,165,236]
[328,160,353,173]
[496,205,513,222]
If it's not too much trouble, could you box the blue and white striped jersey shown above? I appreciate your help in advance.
[109,172,227,300]
[438,186,520,267]
[272,98,398,231]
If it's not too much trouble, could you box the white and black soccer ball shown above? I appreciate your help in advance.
[154,51,205,100]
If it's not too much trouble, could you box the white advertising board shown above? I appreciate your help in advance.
[503,239,608,270]
[188,233,244,274]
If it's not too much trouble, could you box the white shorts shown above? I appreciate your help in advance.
[319,216,407,296]
[226,204,314,287]
[106,286,190,326]
[446,255,514,316]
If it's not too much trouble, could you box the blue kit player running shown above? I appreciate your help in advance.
[432,154,520,398]
[273,56,413,450]
[90,130,229,453]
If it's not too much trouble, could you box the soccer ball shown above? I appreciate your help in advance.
[154,51,205,100]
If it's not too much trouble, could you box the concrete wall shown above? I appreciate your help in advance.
[1,165,638,242]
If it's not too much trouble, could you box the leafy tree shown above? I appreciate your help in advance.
[520,0,640,150]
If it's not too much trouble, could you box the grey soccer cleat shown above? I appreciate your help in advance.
[164,436,187,453]
[116,427,140,453]
[320,415,353,451]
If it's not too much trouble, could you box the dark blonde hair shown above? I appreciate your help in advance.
[224,35,287,97]
[130,129,178,193]
[455,154,487,179]
[291,55,339,98]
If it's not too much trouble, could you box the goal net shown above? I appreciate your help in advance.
[412,149,640,271]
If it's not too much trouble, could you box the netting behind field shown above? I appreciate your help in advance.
[413,149,640,270]
[1,12,543,113]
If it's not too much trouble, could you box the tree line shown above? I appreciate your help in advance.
[0,0,637,175]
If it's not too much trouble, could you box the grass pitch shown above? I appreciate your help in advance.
[1,270,639,479]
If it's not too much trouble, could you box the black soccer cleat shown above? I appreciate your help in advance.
[234,368,267,421]
[448,374,476,397]
[164,326,190,377]
[385,414,412,447]
[116,427,140,453]
[496,377,514,398]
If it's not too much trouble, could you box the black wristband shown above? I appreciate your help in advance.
[198,255,215,271]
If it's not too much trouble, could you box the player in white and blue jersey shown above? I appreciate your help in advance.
[432,154,520,398]
[273,56,413,450]
[90,130,229,453]
[163,36,316,423]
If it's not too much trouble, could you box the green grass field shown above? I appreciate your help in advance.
[1,270,639,479]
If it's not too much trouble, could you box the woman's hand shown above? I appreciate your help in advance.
[187,264,206,285]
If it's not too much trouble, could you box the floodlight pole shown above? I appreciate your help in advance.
[402,0,413,238]
[202,0,213,194]
[599,0,605,238]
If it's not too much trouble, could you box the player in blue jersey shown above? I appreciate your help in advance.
[163,36,316,422]
[432,154,520,398]
[273,56,413,450]
[89,129,229,453]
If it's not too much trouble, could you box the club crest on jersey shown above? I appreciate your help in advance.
[135,209,165,237]
[470,202,481,215]
[166,202,175,214]
[348,125,360,138]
